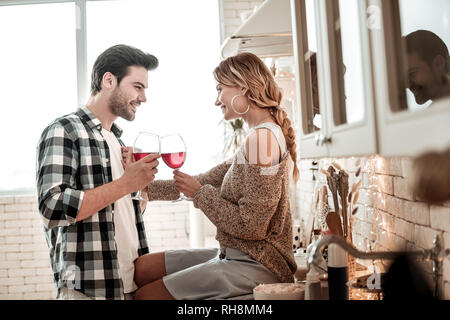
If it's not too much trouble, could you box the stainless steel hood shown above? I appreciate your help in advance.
[221,0,293,59]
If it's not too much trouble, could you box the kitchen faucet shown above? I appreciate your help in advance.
[308,234,450,298]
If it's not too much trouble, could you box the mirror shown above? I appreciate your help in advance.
[395,0,450,111]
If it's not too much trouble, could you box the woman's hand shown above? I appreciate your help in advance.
[173,170,202,198]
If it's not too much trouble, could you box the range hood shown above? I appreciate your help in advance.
[221,0,293,59]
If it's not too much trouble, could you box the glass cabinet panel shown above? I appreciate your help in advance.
[301,0,322,134]
[370,0,450,157]
[327,0,367,126]
[292,0,377,158]
[389,0,450,112]
[336,0,366,124]
[318,0,377,157]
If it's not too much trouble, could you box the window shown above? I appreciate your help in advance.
[86,0,222,180]
[0,0,222,194]
[0,2,77,194]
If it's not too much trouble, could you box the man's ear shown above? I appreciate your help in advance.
[432,55,446,73]
[102,72,116,90]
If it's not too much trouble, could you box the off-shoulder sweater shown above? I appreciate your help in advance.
[147,152,297,283]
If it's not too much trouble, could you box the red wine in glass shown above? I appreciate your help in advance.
[133,152,152,161]
[130,132,160,203]
[161,152,186,169]
[160,134,187,201]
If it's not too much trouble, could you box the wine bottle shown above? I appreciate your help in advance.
[327,243,349,300]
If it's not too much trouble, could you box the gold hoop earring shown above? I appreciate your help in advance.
[231,95,250,115]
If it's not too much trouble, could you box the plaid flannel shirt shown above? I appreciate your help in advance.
[36,106,149,300]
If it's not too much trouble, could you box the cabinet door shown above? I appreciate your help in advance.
[371,0,450,157]
[291,0,329,158]
[321,0,378,157]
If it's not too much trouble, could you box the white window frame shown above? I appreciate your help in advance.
[369,0,450,157]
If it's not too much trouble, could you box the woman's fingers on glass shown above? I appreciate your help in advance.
[173,170,188,178]
[173,173,188,182]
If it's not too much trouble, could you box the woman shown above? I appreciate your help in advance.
[130,52,299,300]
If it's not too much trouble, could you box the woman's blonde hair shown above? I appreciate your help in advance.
[213,52,299,183]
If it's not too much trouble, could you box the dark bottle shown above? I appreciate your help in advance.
[327,244,348,300]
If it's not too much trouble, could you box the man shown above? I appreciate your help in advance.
[405,30,450,105]
[36,44,159,300]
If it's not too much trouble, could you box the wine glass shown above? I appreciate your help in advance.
[160,133,187,201]
[130,132,160,202]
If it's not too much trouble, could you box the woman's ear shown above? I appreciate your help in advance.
[241,87,248,96]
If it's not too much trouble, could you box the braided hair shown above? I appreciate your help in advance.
[213,52,299,183]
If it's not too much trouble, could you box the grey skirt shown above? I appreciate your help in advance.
[162,247,278,300]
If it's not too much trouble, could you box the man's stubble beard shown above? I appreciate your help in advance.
[109,87,135,121]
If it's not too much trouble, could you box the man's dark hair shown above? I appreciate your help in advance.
[90,44,159,95]
[405,30,449,71]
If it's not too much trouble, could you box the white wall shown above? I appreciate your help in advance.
[0,196,196,299]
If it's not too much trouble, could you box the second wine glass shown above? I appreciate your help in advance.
[160,133,188,201]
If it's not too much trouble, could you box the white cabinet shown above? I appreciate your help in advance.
[291,0,329,158]
[370,0,450,157]
[290,0,450,159]
[321,0,378,158]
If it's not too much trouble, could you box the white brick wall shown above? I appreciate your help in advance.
[0,196,217,300]
[0,196,55,300]
[298,157,450,299]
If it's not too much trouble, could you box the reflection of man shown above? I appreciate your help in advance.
[405,30,450,105]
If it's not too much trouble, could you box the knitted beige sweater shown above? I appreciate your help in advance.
[147,153,297,283]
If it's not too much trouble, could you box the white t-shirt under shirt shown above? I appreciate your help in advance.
[101,128,140,294]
